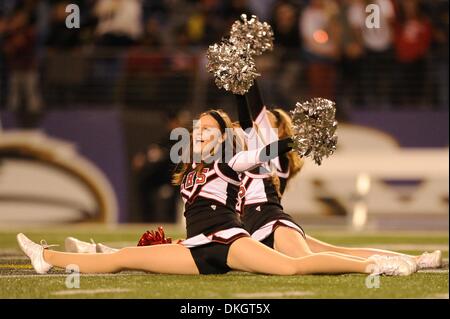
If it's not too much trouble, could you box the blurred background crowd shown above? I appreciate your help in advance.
[0,0,448,115]
[0,0,448,224]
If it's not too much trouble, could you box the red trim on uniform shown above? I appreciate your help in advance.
[214,161,241,186]
[237,177,254,213]
[211,232,249,245]
[187,174,219,204]
[271,220,306,239]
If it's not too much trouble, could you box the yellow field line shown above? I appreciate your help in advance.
[0,264,32,269]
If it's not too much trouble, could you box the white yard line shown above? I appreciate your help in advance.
[233,291,313,298]
[52,288,131,296]
[0,256,28,260]
[418,269,449,274]
[362,244,448,251]
[0,273,146,278]
[1,267,446,278]
[2,243,448,255]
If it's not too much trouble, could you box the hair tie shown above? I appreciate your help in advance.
[208,110,227,134]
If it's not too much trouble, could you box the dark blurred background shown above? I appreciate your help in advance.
[0,0,448,225]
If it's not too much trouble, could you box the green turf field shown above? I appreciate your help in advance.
[0,224,448,299]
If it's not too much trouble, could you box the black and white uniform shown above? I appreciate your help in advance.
[179,160,248,275]
[235,84,305,249]
[239,155,305,249]
[178,140,290,274]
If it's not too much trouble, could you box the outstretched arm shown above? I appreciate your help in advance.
[228,138,292,172]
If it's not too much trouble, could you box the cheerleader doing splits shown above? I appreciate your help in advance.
[235,82,441,270]
[18,109,413,276]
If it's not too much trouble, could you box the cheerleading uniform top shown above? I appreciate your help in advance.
[180,138,293,243]
[178,141,290,276]
[234,83,291,212]
[234,82,305,243]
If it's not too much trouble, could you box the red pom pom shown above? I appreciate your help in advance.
[137,226,172,246]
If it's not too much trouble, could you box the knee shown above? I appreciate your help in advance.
[112,247,130,262]
[115,247,132,257]
[275,260,298,276]
[274,227,312,258]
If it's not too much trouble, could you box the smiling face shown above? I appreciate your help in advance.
[192,114,223,160]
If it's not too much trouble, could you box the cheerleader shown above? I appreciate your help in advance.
[17,109,413,276]
[235,82,441,270]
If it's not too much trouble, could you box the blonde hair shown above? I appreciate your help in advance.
[172,109,236,186]
[232,121,248,152]
[268,108,304,194]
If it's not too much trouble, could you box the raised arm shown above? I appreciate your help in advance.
[235,94,253,131]
[234,80,265,131]
[245,80,265,119]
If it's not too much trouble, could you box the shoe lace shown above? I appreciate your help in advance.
[370,257,401,276]
[383,261,400,275]
[40,240,59,249]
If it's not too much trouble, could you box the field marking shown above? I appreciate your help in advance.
[1,243,448,255]
[0,249,28,255]
[418,269,449,274]
[362,244,448,251]
[52,288,131,296]
[0,273,147,278]
[233,291,313,298]
[0,264,32,269]
[0,256,28,260]
[1,268,447,278]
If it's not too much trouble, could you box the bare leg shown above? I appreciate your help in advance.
[44,244,199,274]
[273,227,366,261]
[227,237,373,275]
[273,227,312,258]
[306,235,416,259]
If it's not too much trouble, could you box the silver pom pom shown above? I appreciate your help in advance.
[206,39,260,95]
[290,98,338,165]
[230,14,274,56]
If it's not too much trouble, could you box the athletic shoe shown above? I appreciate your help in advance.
[96,243,119,254]
[417,250,442,269]
[16,233,53,274]
[65,237,118,254]
[399,255,418,273]
[368,255,414,276]
[64,237,96,253]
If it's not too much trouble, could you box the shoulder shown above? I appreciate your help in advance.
[214,160,241,186]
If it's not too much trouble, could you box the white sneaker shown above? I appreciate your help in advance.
[399,255,418,273]
[16,233,53,275]
[96,243,119,254]
[368,255,414,276]
[417,250,442,269]
[65,237,118,254]
[64,237,96,253]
